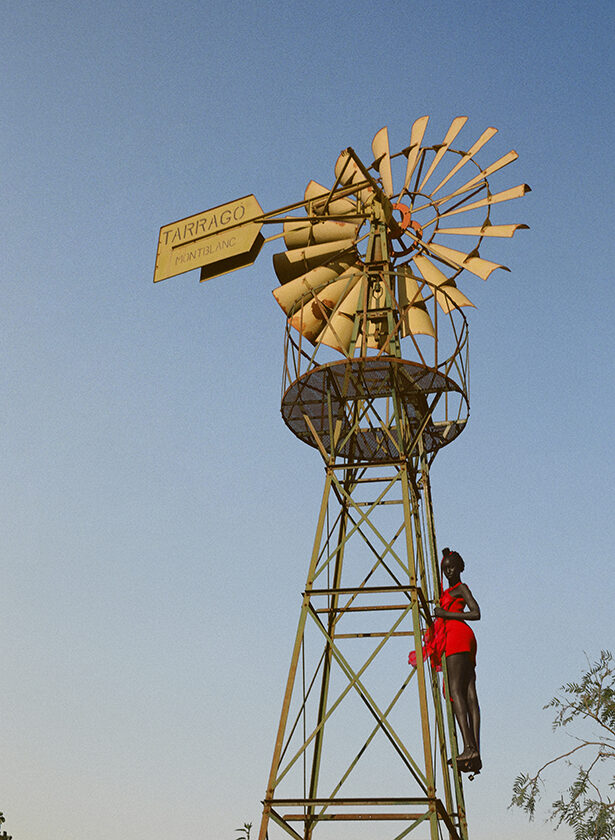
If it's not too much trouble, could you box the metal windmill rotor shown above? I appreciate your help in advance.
[271,115,529,357]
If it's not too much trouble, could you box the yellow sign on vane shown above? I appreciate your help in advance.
[154,194,264,283]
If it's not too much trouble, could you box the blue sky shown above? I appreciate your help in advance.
[1,1,614,838]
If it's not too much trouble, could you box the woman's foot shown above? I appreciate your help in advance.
[468,752,482,773]
[456,747,479,772]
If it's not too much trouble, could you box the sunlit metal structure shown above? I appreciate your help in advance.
[154,116,529,840]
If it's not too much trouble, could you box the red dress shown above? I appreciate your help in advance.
[409,582,477,670]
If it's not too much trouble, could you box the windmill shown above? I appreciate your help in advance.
[154,116,529,840]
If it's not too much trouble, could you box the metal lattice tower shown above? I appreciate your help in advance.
[153,116,529,840]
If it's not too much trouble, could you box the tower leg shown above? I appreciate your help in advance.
[259,472,333,840]
[421,452,469,839]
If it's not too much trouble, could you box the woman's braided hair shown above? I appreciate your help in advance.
[442,546,465,573]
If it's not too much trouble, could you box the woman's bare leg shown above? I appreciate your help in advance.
[467,674,480,755]
[446,653,477,758]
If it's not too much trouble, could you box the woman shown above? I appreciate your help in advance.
[409,547,481,773]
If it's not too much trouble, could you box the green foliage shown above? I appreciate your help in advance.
[0,811,11,840]
[511,651,615,839]
[235,822,252,840]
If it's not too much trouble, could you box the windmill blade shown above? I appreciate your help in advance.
[404,115,429,192]
[397,266,435,338]
[273,260,361,316]
[304,180,359,216]
[318,279,364,352]
[436,223,529,238]
[290,272,361,344]
[437,183,532,220]
[273,239,358,285]
[283,218,361,249]
[433,150,519,207]
[334,150,374,205]
[429,126,498,197]
[371,127,394,197]
[423,241,508,281]
[413,254,475,314]
[418,116,468,193]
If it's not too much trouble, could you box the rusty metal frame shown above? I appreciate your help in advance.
[261,414,467,840]
[260,193,473,840]
[259,451,468,840]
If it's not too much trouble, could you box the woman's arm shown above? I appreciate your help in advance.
[434,583,481,621]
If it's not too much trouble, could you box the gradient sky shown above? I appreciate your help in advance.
[2,1,614,838]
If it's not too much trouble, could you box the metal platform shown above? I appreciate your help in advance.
[281,356,468,460]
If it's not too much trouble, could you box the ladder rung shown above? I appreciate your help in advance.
[307,585,417,596]
[354,499,402,506]
[333,631,413,639]
[315,603,411,613]
[283,812,430,821]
